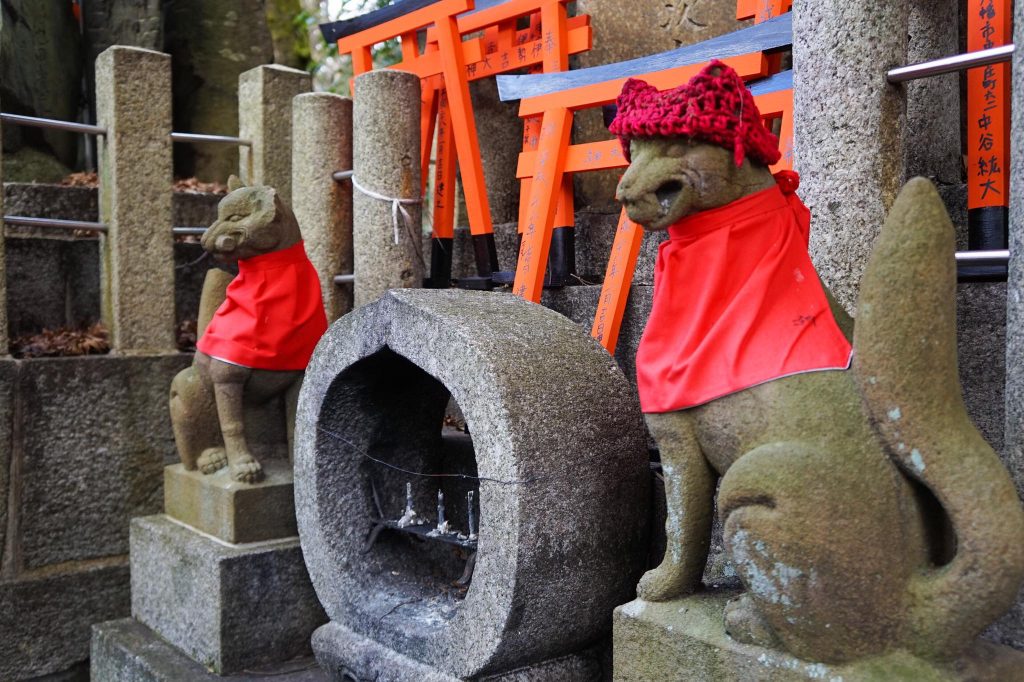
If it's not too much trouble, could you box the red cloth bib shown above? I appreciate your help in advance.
[636,171,852,413]
[196,241,328,370]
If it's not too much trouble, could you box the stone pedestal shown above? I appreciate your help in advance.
[163,460,298,543]
[128,515,326,674]
[92,618,328,681]
[91,479,326,680]
[613,592,1024,681]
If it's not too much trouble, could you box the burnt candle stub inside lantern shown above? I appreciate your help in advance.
[295,290,650,680]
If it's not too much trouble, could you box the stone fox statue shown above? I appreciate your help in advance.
[611,61,1024,665]
[170,177,327,484]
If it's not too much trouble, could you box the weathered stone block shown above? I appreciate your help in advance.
[238,64,311,205]
[164,460,297,543]
[295,289,649,678]
[0,561,130,681]
[92,618,328,682]
[352,70,423,307]
[613,592,1024,681]
[0,358,14,567]
[130,515,326,674]
[313,621,607,681]
[17,355,190,569]
[96,46,176,354]
[957,282,1006,450]
[292,92,353,322]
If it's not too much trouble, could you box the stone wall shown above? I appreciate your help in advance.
[3,183,220,339]
[0,354,190,680]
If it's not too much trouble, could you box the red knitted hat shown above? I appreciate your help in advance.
[609,60,781,167]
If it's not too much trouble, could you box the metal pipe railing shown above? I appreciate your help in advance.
[333,274,355,284]
[172,227,208,236]
[955,249,1009,264]
[332,170,354,182]
[887,44,1014,83]
[170,132,252,147]
[2,215,108,232]
[0,112,107,136]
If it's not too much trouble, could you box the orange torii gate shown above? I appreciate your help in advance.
[736,0,793,23]
[321,0,591,285]
[496,14,794,353]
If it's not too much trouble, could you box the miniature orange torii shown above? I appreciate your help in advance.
[321,0,590,284]
[496,14,793,353]
[736,0,793,23]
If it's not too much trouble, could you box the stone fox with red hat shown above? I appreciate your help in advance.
[170,177,327,484]
[612,60,1024,668]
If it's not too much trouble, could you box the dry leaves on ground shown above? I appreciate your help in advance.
[10,323,110,358]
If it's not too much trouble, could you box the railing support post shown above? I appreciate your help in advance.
[96,46,176,354]
[292,93,354,323]
[0,101,6,356]
[352,70,423,308]
[238,65,311,205]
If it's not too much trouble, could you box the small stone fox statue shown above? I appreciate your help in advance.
[170,176,327,484]
[612,62,1024,667]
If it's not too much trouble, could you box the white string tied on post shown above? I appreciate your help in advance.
[350,175,422,247]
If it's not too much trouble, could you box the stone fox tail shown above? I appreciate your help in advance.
[852,177,1024,660]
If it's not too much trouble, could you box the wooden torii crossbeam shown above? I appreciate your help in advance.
[496,13,793,353]
[321,0,591,285]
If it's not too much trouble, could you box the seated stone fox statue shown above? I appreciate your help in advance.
[170,176,327,484]
[611,61,1024,666]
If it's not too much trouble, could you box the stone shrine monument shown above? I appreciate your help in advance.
[609,63,1024,680]
[91,181,328,680]
[294,289,651,680]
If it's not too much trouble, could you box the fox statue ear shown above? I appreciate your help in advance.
[227,175,246,192]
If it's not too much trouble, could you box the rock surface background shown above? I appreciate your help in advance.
[1,0,308,183]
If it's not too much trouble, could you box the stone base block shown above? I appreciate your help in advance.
[613,592,1024,681]
[311,621,608,681]
[91,618,328,681]
[130,514,326,674]
[164,460,297,543]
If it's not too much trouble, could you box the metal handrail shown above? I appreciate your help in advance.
[172,226,208,236]
[887,44,1014,83]
[0,112,107,136]
[170,132,252,147]
[333,170,354,181]
[955,249,1009,263]
[2,215,108,232]
[333,274,355,284]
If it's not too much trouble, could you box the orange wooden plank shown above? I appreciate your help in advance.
[592,209,643,354]
[435,14,494,236]
[518,139,625,177]
[967,0,1010,209]
[512,107,573,301]
[752,89,793,171]
[464,25,591,81]
[420,81,440,197]
[432,93,458,239]
[540,0,568,72]
[454,0,572,35]
[335,0,470,54]
[516,51,769,116]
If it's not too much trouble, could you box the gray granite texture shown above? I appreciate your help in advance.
[130,514,326,674]
[96,46,176,355]
[164,0,275,181]
[469,78,522,225]
[1,111,6,354]
[312,621,608,681]
[0,560,130,680]
[994,0,1024,651]
[92,618,328,682]
[352,70,424,308]
[2,182,220,338]
[904,0,960,185]
[14,355,188,569]
[0,1,82,174]
[292,92,353,323]
[238,64,311,205]
[0,358,13,568]
[571,0,746,208]
[794,1,909,313]
[295,289,650,679]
